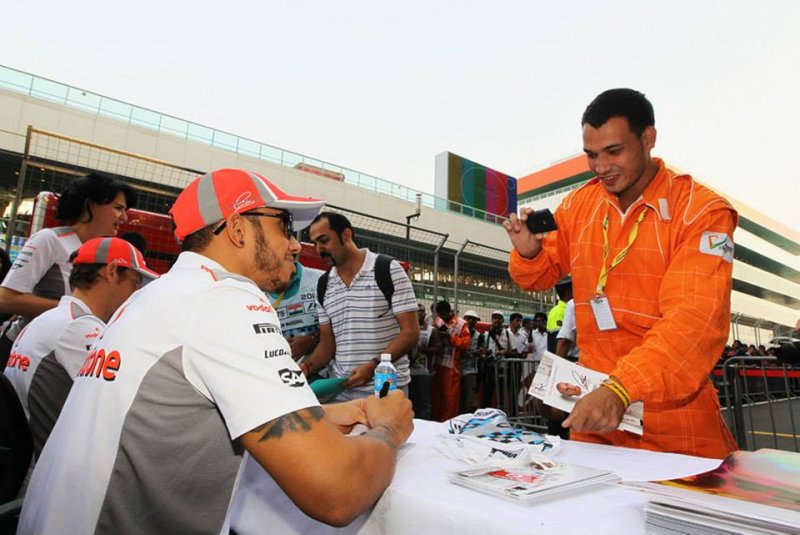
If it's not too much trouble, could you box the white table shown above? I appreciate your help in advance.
[229,420,719,535]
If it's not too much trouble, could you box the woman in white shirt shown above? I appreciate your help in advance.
[0,172,137,368]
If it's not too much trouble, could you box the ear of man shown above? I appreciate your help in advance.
[223,213,248,248]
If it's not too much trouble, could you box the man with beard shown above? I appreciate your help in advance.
[267,258,325,367]
[504,89,737,459]
[18,169,414,534]
[301,212,418,400]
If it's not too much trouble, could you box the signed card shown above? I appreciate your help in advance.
[529,352,643,435]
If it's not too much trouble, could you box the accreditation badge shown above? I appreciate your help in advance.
[590,296,617,331]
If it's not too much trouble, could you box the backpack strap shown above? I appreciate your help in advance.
[374,254,395,305]
[316,254,396,308]
[316,270,331,308]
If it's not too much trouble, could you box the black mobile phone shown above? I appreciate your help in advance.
[525,208,558,234]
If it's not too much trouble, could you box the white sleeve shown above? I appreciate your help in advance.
[389,260,417,315]
[1,229,59,293]
[557,300,576,341]
[55,316,105,378]
[184,282,320,439]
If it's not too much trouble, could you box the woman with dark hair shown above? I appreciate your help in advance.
[0,172,137,369]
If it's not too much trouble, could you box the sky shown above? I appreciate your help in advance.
[3,0,799,230]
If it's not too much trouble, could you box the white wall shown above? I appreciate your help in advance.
[0,87,510,252]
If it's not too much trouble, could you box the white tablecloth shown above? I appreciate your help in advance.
[229,419,719,535]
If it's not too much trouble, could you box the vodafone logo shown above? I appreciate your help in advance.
[246,303,273,312]
[234,191,255,211]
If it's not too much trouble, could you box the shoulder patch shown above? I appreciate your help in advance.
[699,232,734,263]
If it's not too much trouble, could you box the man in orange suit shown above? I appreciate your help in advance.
[505,88,737,459]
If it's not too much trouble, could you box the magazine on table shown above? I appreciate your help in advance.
[626,448,800,534]
[528,352,644,435]
[448,460,619,504]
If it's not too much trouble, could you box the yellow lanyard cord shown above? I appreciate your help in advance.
[271,291,286,308]
[596,205,649,295]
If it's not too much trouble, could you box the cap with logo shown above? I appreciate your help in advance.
[72,237,159,280]
[169,168,325,243]
[463,310,480,320]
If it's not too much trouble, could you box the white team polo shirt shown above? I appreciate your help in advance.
[2,227,82,340]
[3,295,103,455]
[18,252,319,535]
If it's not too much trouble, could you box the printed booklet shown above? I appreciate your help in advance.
[528,352,644,434]
[448,461,619,504]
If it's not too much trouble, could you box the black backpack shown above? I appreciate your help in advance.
[316,254,395,307]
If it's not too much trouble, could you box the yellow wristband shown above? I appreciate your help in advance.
[601,379,630,408]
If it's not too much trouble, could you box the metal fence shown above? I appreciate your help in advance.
[714,356,800,452]
[305,204,450,308]
[1,126,553,319]
[3,126,196,259]
[493,358,547,431]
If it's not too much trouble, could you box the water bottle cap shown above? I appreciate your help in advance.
[380,353,391,362]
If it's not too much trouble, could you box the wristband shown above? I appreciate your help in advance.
[601,378,631,408]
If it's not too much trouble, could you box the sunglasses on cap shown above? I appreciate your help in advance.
[213,210,294,239]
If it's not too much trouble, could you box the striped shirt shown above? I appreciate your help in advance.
[317,249,417,393]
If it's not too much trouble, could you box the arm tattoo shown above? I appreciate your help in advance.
[366,424,397,450]
[252,406,325,442]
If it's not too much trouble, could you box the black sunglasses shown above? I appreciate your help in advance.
[213,210,294,239]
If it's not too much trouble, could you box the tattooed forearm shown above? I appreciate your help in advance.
[366,424,397,450]
[253,407,325,442]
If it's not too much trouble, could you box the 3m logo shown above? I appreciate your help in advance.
[253,323,281,335]
[246,303,273,312]
[77,348,121,381]
[265,348,288,358]
[234,191,255,211]
[278,368,305,387]
[699,232,734,263]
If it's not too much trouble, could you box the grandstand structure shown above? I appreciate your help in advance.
[518,156,800,344]
[0,64,551,322]
[0,64,795,342]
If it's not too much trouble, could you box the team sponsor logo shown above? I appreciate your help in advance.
[77,348,121,381]
[265,348,289,358]
[699,232,734,263]
[253,323,281,335]
[246,303,273,313]
[278,368,305,387]
[234,191,255,211]
[85,327,102,339]
[287,303,304,317]
[7,352,31,372]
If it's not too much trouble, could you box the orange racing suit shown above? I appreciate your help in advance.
[509,158,737,458]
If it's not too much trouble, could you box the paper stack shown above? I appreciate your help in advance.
[626,448,800,535]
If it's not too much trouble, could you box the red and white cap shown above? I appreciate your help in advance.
[169,168,325,243]
[73,237,159,280]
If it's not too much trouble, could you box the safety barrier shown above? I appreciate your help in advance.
[714,356,800,452]
[494,355,800,453]
[493,358,547,431]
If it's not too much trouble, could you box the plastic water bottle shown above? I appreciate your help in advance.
[374,353,397,397]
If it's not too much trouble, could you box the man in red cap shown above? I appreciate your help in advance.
[19,169,413,535]
[3,236,156,479]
